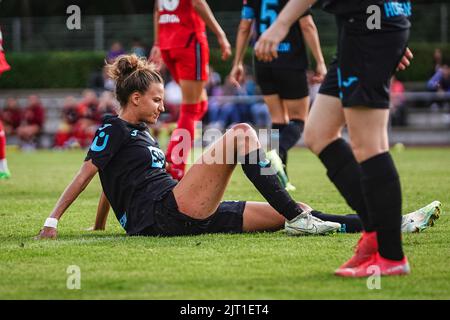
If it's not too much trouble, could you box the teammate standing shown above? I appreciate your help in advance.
[230,0,327,191]
[150,0,232,180]
[0,26,12,180]
[255,0,413,277]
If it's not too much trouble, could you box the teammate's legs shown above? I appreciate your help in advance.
[304,94,374,232]
[344,107,403,261]
[279,97,309,166]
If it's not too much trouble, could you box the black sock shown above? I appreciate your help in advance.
[318,139,374,232]
[361,152,404,261]
[279,120,304,166]
[311,211,363,233]
[241,149,302,221]
[271,123,287,160]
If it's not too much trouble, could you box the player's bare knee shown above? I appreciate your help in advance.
[232,124,259,155]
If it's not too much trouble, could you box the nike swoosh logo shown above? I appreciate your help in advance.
[386,265,407,273]
[98,124,112,131]
[286,224,317,233]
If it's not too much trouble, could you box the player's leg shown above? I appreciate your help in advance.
[165,41,209,180]
[0,120,11,179]
[334,29,411,277]
[173,123,340,235]
[340,107,406,269]
[278,68,310,168]
[243,202,362,233]
[304,81,374,234]
[280,97,308,178]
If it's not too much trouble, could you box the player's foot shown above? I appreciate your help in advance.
[285,211,341,236]
[335,252,410,278]
[0,169,11,180]
[266,149,296,191]
[401,201,442,233]
[338,231,378,269]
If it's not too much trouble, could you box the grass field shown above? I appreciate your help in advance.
[0,147,449,300]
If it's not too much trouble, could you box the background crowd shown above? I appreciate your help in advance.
[1,42,449,150]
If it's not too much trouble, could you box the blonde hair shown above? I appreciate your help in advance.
[106,54,163,107]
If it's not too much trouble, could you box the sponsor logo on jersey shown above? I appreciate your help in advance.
[159,14,181,24]
[384,1,412,18]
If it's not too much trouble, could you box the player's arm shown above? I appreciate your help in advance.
[192,0,231,60]
[149,0,162,67]
[36,160,98,240]
[91,191,110,231]
[230,19,254,87]
[299,14,326,83]
[255,0,317,61]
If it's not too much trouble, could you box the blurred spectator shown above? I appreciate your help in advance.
[427,64,450,93]
[131,38,147,58]
[390,76,407,126]
[54,96,81,148]
[207,76,243,130]
[88,65,116,93]
[433,48,443,73]
[17,95,45,149]
[97,91,118,117]
[106,41,126,64]
[1,97,22,135]
[205,66,222,96]
[72,90,101,148]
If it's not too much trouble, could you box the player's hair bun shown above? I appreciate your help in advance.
[108,54,147,80]
[106,54,163,107]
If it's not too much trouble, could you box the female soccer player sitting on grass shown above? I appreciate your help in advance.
[36,54,342,239]
[37,55,440,240]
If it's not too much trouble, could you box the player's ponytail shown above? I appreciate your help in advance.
[106,54,163,107]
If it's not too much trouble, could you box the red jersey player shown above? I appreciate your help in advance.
[0,26,11,179]
[150,0,231,180]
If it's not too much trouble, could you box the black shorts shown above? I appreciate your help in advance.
[319,29,409,109]
[138,191,246,236]
[254,65,309,100]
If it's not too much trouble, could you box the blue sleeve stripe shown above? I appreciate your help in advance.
[241,6,255,20]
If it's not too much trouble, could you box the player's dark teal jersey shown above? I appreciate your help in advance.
[85,115,177,234]
[317,0,411,32]
[242,0,312,69]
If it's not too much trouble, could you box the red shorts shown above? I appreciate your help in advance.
[161,38,209,83]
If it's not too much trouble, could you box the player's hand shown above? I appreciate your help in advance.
[397,47,413,71]
[149,45,163,69]
[229,64,245,88]
[255,21,290,62]
[312,62,327,84]
[35,227,57,240]
[218,34,232,61]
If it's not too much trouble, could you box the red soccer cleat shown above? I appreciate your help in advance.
[335,252,410,278]
[339,231,378,269]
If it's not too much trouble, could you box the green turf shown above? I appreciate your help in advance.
[0,147,449,299]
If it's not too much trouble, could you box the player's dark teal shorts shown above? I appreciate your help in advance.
[137,191,246,236]
[319,27,409,109]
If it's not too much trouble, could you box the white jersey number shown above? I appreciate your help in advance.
[159,0,180,12]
